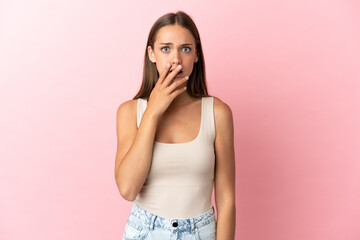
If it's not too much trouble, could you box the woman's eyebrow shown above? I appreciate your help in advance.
[159,42,193,46]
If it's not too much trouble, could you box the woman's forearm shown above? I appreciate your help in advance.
[216,203,236,239]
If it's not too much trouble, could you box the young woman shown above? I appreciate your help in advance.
[115,11,236,239]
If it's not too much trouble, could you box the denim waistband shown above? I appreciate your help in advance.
[129,201,216,234]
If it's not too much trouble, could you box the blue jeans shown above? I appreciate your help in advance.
[122,201,217,240]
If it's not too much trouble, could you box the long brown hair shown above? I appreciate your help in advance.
[133,11,211,100]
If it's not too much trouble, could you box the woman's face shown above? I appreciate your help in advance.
[148,24,198,80]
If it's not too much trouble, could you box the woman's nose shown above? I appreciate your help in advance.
[171,52,181,65]
[171,56,181,65]
[172,59,181,65]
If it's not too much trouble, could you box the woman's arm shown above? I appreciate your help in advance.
[114,100,159,201]
[213,97,236,239]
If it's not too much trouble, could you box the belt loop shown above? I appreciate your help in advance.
[149,215,156,230]
[190,218,195,234]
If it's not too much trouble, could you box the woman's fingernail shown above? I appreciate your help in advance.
[167,63,170,67]
[177,65,182,69]
[185,76,189,80]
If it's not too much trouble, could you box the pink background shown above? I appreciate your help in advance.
[1,0,359,239]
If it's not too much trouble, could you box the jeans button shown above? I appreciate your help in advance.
[172,222,178,227]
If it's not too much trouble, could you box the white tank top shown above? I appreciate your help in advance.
[134,96,216,219]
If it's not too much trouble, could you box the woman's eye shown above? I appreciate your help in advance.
[161,47,169,52]
[183,47,191,52]
[160,47,191,53]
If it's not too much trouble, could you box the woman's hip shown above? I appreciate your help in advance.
[122,201,217,240]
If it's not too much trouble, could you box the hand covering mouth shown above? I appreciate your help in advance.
[170,69,183,73]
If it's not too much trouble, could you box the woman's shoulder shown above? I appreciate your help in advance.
[211,96,232,114]
[117,99,138,113]
[116,99,139,124]
[211,96,233,129]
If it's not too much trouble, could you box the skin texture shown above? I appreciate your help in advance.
[116,24,236,239]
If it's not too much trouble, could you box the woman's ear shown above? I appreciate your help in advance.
[148,46,156,63]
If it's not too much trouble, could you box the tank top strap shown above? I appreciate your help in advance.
[202,96,216,141]
[137,98,147,129]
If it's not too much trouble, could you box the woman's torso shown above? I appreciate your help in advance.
[134,96,216,219]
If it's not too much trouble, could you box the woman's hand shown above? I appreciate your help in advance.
[147,63,189,118]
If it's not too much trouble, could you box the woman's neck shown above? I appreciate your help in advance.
[170,92,193,106]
